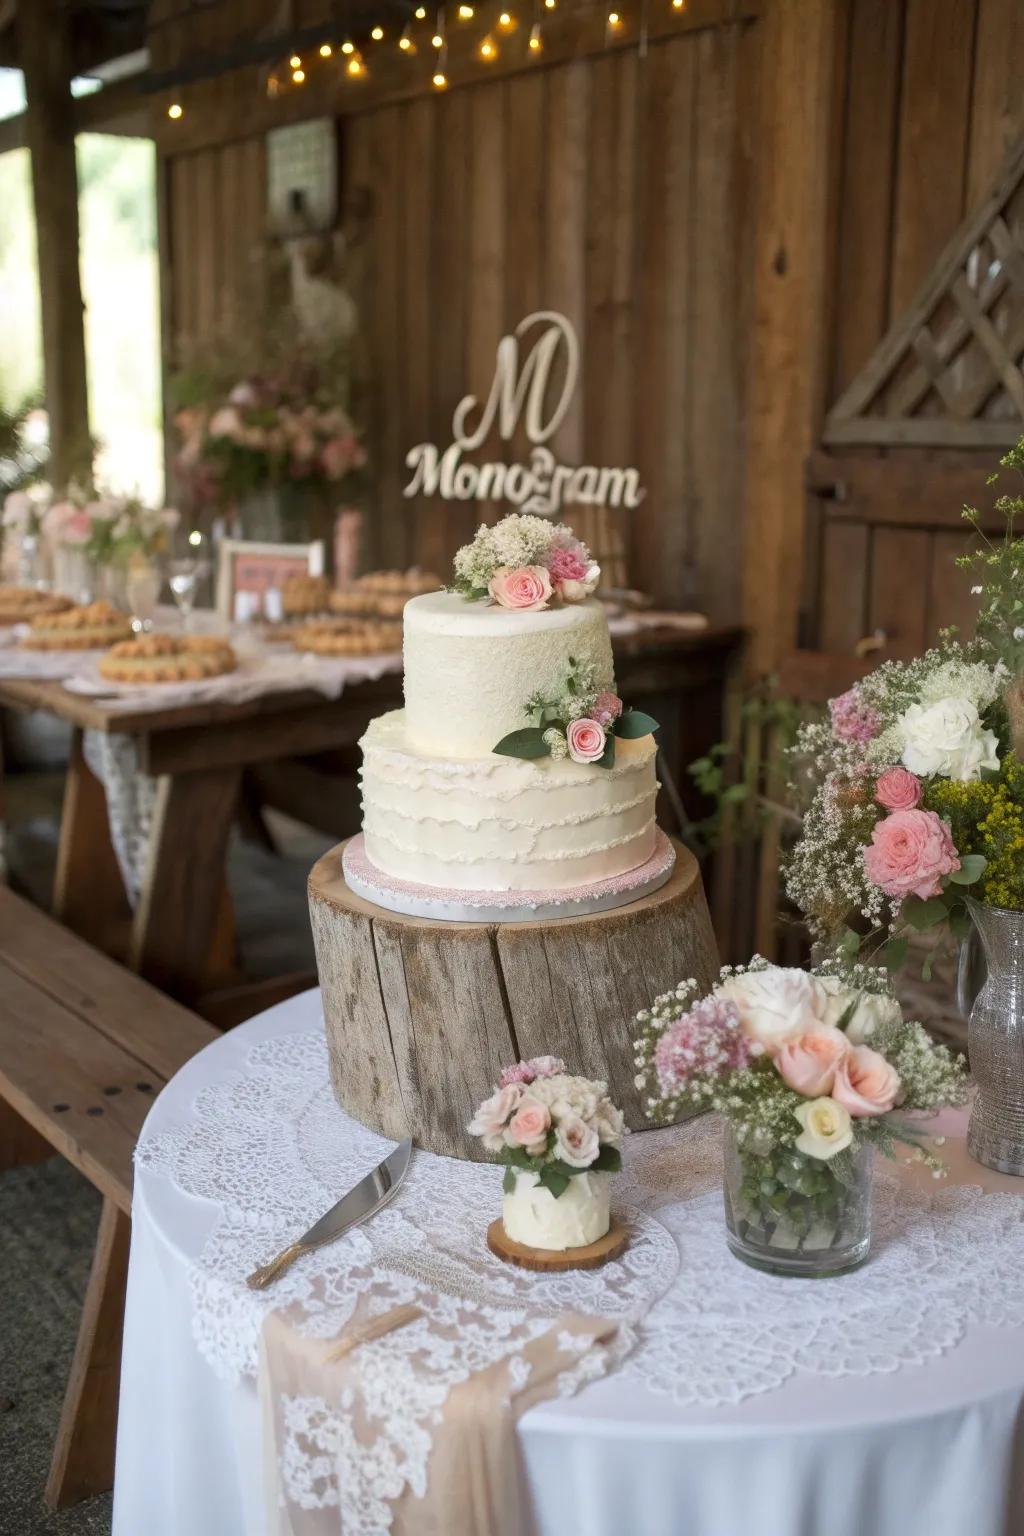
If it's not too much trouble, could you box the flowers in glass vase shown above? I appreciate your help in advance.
[3,484,50,538]
[492,653,658,768]
[634,959,968,1273]
[42,488,178,565]
[451,514,601,608]
[785,639,1015,961]
[468,1055,625,1196]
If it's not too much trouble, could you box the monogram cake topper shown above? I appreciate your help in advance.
[403,311,646,518]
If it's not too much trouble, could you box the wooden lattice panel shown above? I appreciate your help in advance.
[825,139,1024,448]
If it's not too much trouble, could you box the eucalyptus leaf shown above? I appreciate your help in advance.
[492,727,551,759]
[614,709,660,739]
[839,927,861,957]
[903,896,949,931]
[592,1144,622,1174]
[948,854,987,885]
[883,937,909,971]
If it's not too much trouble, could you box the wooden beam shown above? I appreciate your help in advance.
[17,0,91,488]
[741,0,842,672]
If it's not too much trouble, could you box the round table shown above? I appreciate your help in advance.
[114,990,1024,1536]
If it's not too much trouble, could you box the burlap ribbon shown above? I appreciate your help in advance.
[260,1294,619,1536]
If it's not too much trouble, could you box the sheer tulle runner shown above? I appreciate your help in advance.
[260,1289,621,1536]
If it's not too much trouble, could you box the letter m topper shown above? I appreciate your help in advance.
[451,312,580,450]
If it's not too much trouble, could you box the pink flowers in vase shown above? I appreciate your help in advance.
[863,807,960,900]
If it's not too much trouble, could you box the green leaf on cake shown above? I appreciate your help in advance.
[596,732,616,769]
[502,1165,518,1194]
[614,709,660,739]
[538,1163,572,1199]
[492,727,552,759]
[591,1145,622,1174]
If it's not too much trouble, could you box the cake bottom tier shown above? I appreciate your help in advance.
[359,709,658,893]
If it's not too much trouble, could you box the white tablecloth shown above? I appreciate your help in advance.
[114,991,1024,1536]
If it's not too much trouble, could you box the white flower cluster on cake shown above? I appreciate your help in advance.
[451,514,600,609]
[468,1055,625,1197]
[633,959,967,1173]
[493,653,659,767]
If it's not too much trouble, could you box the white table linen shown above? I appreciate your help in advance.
[114,990,1024,1536]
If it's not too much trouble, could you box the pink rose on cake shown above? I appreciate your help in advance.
[548,546,601,603]
[875,766,922,811]
[488,565,553,611]
[862,807,960,900]
[506,1098,551,1156]
[566,717,607,764]
[468,1084,522,1151]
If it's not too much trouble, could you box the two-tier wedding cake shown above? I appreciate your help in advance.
[343,514,672,918]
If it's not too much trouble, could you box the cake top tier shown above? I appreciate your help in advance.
[403,591,615,758]
[451,514,600,610]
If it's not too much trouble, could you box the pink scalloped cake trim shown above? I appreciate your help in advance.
[343,828,675,911]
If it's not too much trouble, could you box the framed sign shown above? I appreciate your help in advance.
[216,538,325,619]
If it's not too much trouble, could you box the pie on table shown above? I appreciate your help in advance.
[20,599,133,650]
[329,569,441,619]
[281,574,332,617]
[291,618,403,656]
[0,585,72,627]
[99,633,237,683]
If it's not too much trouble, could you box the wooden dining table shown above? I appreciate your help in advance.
[0,623,742,1005]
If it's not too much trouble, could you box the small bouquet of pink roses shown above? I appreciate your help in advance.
[634,959,967,1273]
[451,514,600,610]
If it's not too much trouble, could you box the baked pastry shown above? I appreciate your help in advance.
[329,569,441,620]
[20,599,133,651]
[292,618,403,656]
[282,574,332,617]
[99,633,237,684]
[0,585,72,627]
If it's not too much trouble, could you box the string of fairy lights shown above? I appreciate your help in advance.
[163,0,689,113]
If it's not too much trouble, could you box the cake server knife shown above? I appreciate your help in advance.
[246,1138,413,1291]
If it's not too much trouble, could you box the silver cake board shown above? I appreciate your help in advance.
[342,829,677,924]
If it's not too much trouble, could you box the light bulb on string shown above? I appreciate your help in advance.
[432,30,443,45]
[370,24,384,39]
[672,0,686,7]
[289,53,301,67]
[415,4,427,14]
[607,10,621,27]
[341,38,355,53]
[292,66,306,82]
[398,24,415,50]
[544,0,555,10]
[319,42,333,56]
[479,34,497,58]
[457,3,474,17]
[432,69,448,88]
[167,101,183,119]
[498,10,514,26]
[346,53,366,76]
[528,22,542,49]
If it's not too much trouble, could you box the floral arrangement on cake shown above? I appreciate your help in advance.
[634,960,967,1264]
[451,514,600,609]
[468,1055,625,1196]
[492,653,659,767]
[784,639,1014,961]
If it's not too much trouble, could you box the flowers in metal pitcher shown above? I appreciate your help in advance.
[451,513,600,608]
[492,653,658,768]
[468,1056,625,1197]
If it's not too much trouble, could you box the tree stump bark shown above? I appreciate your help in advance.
[309,837,719,1160]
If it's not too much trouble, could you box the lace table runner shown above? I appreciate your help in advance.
[136,1028,1024,1520]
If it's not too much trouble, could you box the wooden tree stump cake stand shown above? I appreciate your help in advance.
[309,836,719,1160]
[486,1218,630,1272]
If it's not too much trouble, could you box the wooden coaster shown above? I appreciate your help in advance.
[486,1218,629,1272]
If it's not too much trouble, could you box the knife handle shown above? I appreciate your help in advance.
[246,1241,309,1291]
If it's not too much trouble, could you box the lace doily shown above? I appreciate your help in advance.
[137,1027,1024,1518]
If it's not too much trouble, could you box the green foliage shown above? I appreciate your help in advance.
[614,709,660,739]
[925,753,1024,911]
[496,1139,619,1199]
[492,727,552,759]
[959,437,1024,677]
[686,681,804,854]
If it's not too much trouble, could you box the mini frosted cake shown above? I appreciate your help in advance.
[357,516,660,895]
[21,599,132,651]
[469,1056,624,1252]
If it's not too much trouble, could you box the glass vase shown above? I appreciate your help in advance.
[965,899,1024,1176]
[53,545,95,603]
[722,1123,873,1277]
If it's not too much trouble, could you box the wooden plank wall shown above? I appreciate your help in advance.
[811,0,1024,661]
[154,3,756,618]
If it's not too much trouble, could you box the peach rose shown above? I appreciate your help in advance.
[506,1097,551,1155]
[831,1045,901,1117]
[862,808,960,900]
[566,716,606,764]
[467,1083,521,1139]
[775,1026,850,1097]
[488,564,553,611]
[875,767,922,812]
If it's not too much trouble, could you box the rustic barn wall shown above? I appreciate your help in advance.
[153,3,756,619]
[808,0,1024,662]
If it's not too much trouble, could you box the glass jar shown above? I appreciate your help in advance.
[722,1122,873,1277]
[964,899,1024,1176]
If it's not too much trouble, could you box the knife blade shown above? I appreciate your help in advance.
[246,1137,413,1290]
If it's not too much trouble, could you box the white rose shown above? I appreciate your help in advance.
[897,697,999,781]
[554,1113,600,1169]
[593,1098,625,1145]
[715,966,831,1055]
[467,1083,521,1138]
[845,991,902,1045]
[793,1097,854,1160]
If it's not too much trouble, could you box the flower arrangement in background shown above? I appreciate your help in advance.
[43,487,179,565]
[492,653,659,768]
[468,1055,625,1196]
[634,960,967,1268]
[451,514,600,608]
[785,640,1012,962]
[3,483,50,538]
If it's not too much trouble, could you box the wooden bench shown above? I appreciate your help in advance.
[0,887,218,1509]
